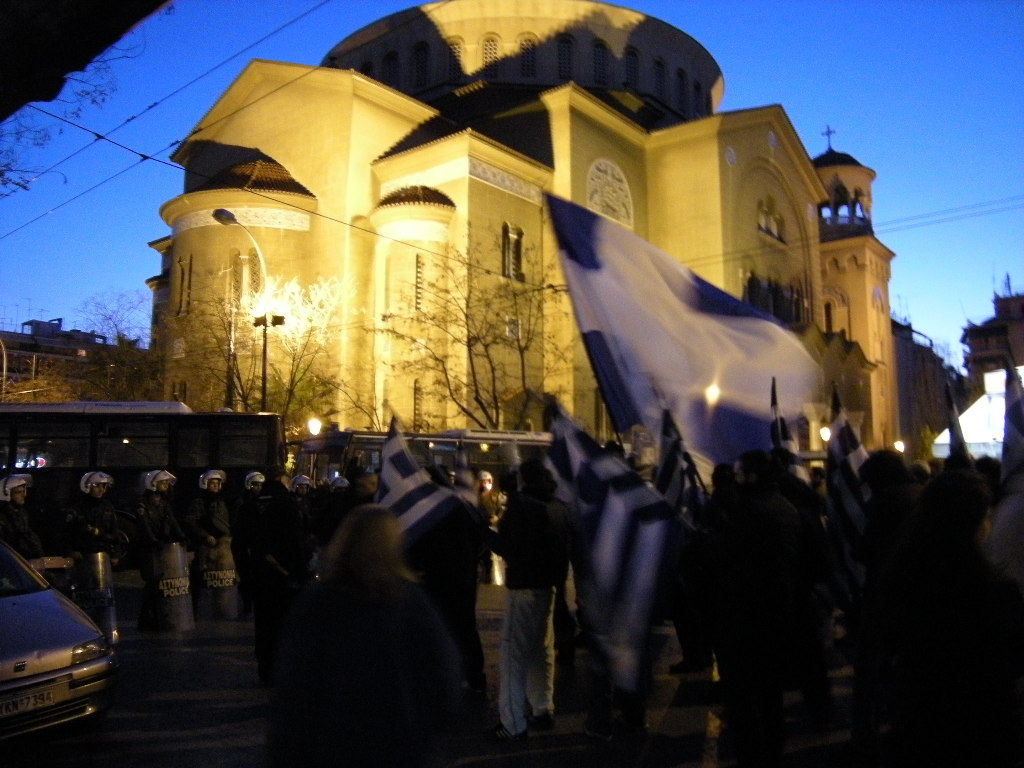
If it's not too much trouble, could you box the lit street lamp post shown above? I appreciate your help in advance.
[253,313,284,412]
[212,208,270,411]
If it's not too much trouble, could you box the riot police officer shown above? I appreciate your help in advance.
[183,469,231,616]
[67,471,122,561]
[136,470,186,630]
[0,474,44,559]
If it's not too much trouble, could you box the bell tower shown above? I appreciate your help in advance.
[814,129,898,448]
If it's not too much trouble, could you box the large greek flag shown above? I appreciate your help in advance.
[546,195,818,476]
[988,364,1024,591]
[825,386,869,612]
[375,418,464,545]
[546,403,680,692]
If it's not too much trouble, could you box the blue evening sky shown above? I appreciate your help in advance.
[0,0,1020,369]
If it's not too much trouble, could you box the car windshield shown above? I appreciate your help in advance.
[0,544,49,597]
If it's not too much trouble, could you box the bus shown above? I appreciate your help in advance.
[294,425,552,487]
[0,402,286,560]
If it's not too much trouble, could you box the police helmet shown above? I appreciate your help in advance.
[144,469,177,492]
[330,476,350,490]
[80,471,115,493]
[291,475,312,489]
[198,469,227,489]
[244,471,266,490]
[0,474,32,501]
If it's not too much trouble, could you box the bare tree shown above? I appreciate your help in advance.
[1,34,146,195]
[381,241,568,431]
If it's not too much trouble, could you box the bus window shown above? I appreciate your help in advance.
[220,421,276,467]
[96,420,169,467]
[176,426,212,468]
[16,421,91,468]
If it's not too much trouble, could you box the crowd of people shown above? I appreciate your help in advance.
[1,441,1022,768]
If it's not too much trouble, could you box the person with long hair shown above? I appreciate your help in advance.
[267,505,462,768]
[874,469,1024,767]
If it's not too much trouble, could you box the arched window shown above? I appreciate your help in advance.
[412,42,430,89]
[824,302,834,334]
[482,35,501,75]
[414,253,424,312]
[360,60,374,78]
[758,198,786,243]
[623,47,639,90]
[652,58,666,99]
[592,39,609,86]
[502,223,524,281]
[519,36,537,78]
[447,38,464,79]
[693,81,703,116]
[175,252,192,315]
[382,51,399,87]
[675,68,689,115]
[557,34,574,80]
[412,379,424,431]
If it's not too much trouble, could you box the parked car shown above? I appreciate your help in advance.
[0,541,118,740]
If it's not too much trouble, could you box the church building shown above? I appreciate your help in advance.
[150,0,898,451]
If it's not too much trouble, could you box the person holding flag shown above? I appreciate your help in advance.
[486,457,571,741]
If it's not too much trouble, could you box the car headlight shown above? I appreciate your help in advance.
[72,637,111,664]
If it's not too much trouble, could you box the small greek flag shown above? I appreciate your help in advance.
[375,417,463,546]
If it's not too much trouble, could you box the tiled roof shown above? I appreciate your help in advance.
[377,185,455,208]
[196,159,315,197]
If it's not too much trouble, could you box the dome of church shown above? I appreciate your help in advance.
[195,158,315,197]
[812,148,863,169]
[321,0,723,124]
[376,185,455,209]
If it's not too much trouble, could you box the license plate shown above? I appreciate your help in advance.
[0,688,57,717]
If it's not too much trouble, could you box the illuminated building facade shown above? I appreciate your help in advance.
[150,0,899,449]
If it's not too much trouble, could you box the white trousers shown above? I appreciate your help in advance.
[498,586,556,734]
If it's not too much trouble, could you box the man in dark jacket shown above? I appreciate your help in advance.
[407,465,488,694]
[770,449,834,730]
[708,450,801,768]
[251,475,314,685]
[486,458,571,740]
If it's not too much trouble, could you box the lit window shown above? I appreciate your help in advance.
[415,253,424,312]
[482,36,501,75]
[447,38,464,79]
[413,379,423,430]
[757,198,786,243]
[501,223,524,281]
[519,36,537,78]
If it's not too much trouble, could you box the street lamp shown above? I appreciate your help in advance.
[253,312,285,412]
[213,208,270,410]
